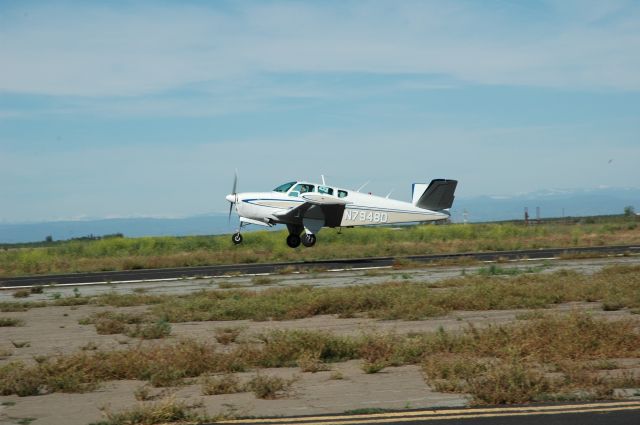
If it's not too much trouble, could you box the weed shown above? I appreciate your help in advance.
[344,408,395,414]
[360,333,395,373]
[0,348,13,359]
[148,367,185,387]
[97,398,207,425]
[245,374,295,399]
[201,374,242,395]
[29,286,43,294]
[1,401,16,406]
[297,351,330,373]
[12,290,29,299]
[94,318,127,335]
[515,311,546,321]
[10,341,30,348]
[251,276,275,286]
[133,384,153,401]
[126,319,171,340]
[218,281,243,289]
[0,317,23,327]
[214,327,243,345]
[602,301,624,311]
[81,342,98,351]
[329,371,344,380]
[33,355,48,364]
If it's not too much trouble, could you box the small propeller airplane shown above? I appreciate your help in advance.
[225,174,458,248]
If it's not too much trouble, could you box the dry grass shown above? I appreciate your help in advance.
[214,327,243,345]
[245,373,296,399]
[94,397,209,425]
[201,373,242,395]
[1,313,638,404]
[421,313,640,404]
[297,350,330,373]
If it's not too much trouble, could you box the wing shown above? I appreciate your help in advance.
[273,194,349,227]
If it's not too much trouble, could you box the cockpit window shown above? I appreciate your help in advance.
[292,183,315,194]
[273,182,296,193]
[338,190,348,198]
[318,186,334,195]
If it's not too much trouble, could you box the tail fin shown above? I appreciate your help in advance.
[412,179,458,210]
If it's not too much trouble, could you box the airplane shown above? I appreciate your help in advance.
[225,175,458,248]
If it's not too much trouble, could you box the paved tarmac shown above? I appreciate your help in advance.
[216,401,640,425]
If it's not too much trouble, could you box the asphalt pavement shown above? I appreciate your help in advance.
[215,401,640,425]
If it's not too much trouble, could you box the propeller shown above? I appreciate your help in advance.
[227,170,238,223]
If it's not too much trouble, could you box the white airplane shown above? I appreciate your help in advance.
[225,175,457,248]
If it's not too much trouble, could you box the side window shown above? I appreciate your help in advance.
[338,190,348,198]
[318,186,334,195]
[290,184,315,196]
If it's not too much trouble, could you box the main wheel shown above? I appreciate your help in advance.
[286,234,301,248]
[301,233,316,247]
[232,232,243,245]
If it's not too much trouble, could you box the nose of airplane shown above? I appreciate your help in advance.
[226,194,235,203]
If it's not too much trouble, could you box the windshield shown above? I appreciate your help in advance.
[273,181,296,193]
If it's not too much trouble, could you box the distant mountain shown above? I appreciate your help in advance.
[0,214,234,244]
[1,187,638,243]
[451,187,639,223]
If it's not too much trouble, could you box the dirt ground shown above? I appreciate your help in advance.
[1,257,640,425]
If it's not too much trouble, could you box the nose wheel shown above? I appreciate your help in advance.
[286,234,301,248]
[232,232,243,245]
[301,233,316,247]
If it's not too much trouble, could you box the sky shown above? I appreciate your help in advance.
[1,0,639,223]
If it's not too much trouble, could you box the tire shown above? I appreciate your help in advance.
[301,233,316,247]
[286,234,301,248]
[232,232,243,245]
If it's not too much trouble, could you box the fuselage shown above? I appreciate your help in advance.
[227,180,449,228]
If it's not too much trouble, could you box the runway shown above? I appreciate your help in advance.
[215,401,640,425]
[1,244,639,288]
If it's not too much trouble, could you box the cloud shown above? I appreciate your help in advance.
[1,0,639,99]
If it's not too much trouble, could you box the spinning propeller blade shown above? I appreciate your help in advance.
[227,170,238,223]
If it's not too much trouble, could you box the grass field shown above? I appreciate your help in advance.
[0,215,638,277]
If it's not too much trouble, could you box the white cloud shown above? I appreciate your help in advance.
[1,1,639,98]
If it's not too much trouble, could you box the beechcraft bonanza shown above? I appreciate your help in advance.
[225,175,458,248]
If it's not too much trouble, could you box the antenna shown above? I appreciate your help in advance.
[385,189,394,199]
[356,181,370,192]
[321,174,326,185]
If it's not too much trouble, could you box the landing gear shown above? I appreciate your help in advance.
[286,234,301,248]
[301,233,316,247]
[232,232,243,245]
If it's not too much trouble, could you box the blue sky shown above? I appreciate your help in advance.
[1,0,639,222]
